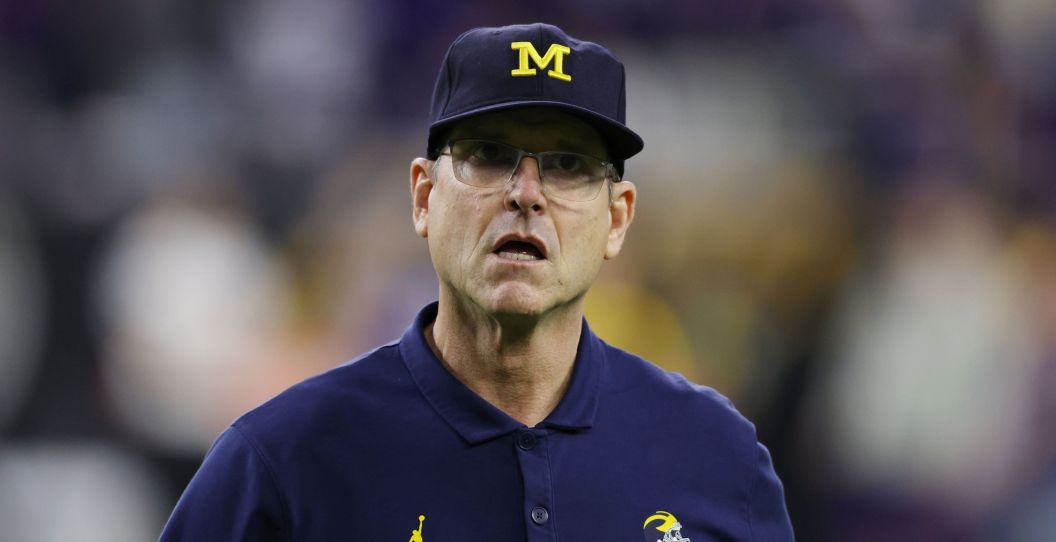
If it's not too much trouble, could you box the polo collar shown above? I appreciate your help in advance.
[399,302,604,445]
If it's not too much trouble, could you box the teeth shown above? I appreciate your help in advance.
[498,251,540,261]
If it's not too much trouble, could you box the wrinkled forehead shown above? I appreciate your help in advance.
[446,108,609,159]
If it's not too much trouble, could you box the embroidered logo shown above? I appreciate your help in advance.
[510,41,572,82]
[408,515,425,542]
[643,511,691,542]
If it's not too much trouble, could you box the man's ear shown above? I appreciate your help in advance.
[605,180,636,259]
[410,158,435,238]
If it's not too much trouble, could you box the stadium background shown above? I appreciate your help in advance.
[1,0,1056,539]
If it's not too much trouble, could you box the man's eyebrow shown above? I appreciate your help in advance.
[554,138,599,154]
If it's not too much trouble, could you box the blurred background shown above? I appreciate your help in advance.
[2,0,1056,540]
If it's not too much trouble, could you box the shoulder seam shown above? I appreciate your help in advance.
[231,423,292,542]
[744,440,762,542]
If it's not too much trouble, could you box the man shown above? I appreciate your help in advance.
[160,23,793,541]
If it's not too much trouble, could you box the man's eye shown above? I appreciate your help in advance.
[552,153,585,172]
[471,143,504,162]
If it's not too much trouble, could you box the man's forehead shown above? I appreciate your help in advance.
[447,108,608,155]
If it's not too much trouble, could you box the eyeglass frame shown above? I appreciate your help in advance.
[436,138,623,202]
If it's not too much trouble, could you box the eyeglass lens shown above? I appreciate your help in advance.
[448,139,610,201]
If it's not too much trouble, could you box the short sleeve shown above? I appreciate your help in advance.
[747,442,795,541]
[159,426,288,542]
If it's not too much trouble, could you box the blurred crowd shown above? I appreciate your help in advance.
[2,0,1056,540]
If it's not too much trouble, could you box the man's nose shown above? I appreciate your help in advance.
[504,155,546,213]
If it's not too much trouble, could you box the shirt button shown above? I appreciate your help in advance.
[531,506,549,525]
[516,431,537,450]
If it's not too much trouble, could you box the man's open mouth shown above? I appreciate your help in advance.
[495,240,546,261]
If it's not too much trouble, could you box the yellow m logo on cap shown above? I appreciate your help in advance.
[510,42,572,82]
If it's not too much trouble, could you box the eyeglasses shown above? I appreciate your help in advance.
[439,139,620,202]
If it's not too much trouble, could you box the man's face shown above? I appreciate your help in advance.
[411,108,636,320]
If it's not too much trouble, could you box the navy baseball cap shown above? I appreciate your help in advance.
[427,23,644,175]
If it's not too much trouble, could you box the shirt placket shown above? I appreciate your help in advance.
[515,428,557,542]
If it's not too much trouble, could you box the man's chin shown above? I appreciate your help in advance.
[478,284,552,319]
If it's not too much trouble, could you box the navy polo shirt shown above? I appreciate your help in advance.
[160,302,793,541]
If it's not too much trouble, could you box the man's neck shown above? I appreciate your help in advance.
[425,294,584,427]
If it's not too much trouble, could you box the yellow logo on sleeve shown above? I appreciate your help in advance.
[510,42,572,82]
[408,515,425,542]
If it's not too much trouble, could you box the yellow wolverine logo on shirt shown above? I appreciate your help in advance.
[643,511,691,542]
[510,42,572,82]
[408,515,425,542]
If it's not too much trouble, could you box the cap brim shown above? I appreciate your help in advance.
[427,100,644,174]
